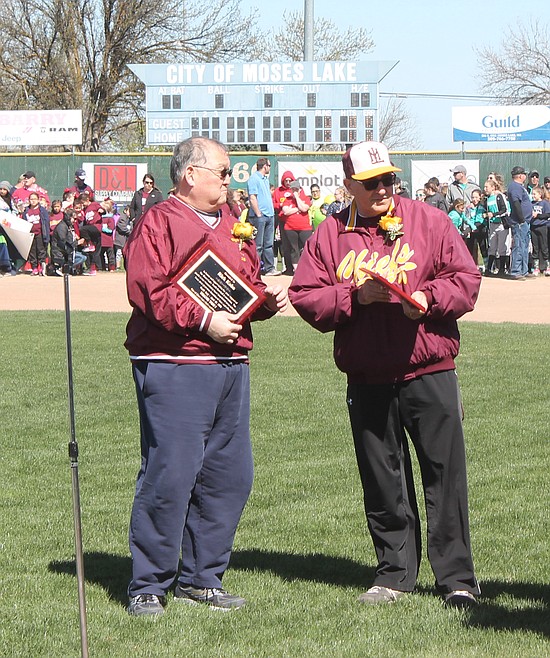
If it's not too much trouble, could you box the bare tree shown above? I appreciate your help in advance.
[0,0,265,150]
[476,20,550,104]
[379,98,420,150]
[0,1,420,151]
[268,10,374,61]
[268,10,418,150]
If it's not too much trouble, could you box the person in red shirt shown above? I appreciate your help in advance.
[78,193,114,275]
[100,211,116,271]
[226,188,247,219]
[49,200,64,234]
[67,169,95,200]
[124,136,287,617]
[23,191,50,275]
[273,170,312,274]
[12,171,50,210]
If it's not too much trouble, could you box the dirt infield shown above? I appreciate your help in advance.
[1,271,549,324]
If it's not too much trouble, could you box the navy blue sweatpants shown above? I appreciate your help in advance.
[128,361,253,598]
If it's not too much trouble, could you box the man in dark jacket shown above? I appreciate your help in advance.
[51,209,87,274]
[289,140,481,609]
[507,166,533,280]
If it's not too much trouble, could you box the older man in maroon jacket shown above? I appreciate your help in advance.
[289,141,481,609]
[124,137,286,617]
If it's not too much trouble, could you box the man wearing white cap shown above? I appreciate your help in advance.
[289,141,481,608]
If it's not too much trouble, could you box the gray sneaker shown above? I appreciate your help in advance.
[358,585,405,605]
[127,593,166,616]
[174,584,246,610]
[444,590,477,608]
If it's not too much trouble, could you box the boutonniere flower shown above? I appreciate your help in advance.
[378,212,404,244]
[231,218,257,250]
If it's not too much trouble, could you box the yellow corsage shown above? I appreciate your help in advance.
[378,212,404,243]
[231,218,257,250]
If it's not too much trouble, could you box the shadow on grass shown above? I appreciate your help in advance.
[49,550,550,639]
[49,549,376,607]
[49,552,131,606]
[230,548,376,588]
[465,580,550,639]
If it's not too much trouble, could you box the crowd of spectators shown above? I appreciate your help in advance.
[412,165,550,279]
[1,160,549,282]
[0,170,162,277]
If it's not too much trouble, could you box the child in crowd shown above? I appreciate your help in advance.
[22,192,50,276]
[100,209,116,271]
[113,205,132,270]
[483,178,511,276]
[49,200,64,233]
[449,199,477,266]
[530,187,550,276]
[468,189,488,271]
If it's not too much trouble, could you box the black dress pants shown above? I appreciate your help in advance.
[346,370,480,595]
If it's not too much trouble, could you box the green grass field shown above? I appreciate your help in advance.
[0,312,548,657]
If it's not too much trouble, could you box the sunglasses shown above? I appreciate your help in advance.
[192,165,233,180]
[360,173,396,191]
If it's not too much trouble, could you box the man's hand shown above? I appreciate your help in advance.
[264,284,288,313]
[207,312,242,344]
[401,291,428,320]
[357,279,391,306]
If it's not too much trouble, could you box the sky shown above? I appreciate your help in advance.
[239,0,548,151]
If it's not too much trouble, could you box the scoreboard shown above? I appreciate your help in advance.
[128,61,397,146]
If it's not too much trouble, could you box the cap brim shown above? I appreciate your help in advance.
[351,164,401,181]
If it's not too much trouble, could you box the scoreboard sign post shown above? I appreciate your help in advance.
[128,61,397,146]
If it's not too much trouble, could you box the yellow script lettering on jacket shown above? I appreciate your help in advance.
[335,239,417,286]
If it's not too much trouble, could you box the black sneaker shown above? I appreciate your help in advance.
[127,593,166,616]
[174,584,246,610]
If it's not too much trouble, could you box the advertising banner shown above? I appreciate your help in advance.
[0,110,82,146]
[278,161,345,198]
[83,162,148,204]
[452,106,550,143]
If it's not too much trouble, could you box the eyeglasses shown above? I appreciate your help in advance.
[192,165,233,180]
[360,173,396,191]
[143,180,153,185]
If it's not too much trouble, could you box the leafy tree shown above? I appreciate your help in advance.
[0,0,265,150]
[476,20,550,104]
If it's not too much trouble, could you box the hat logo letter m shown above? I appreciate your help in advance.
[368,148,384,165]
